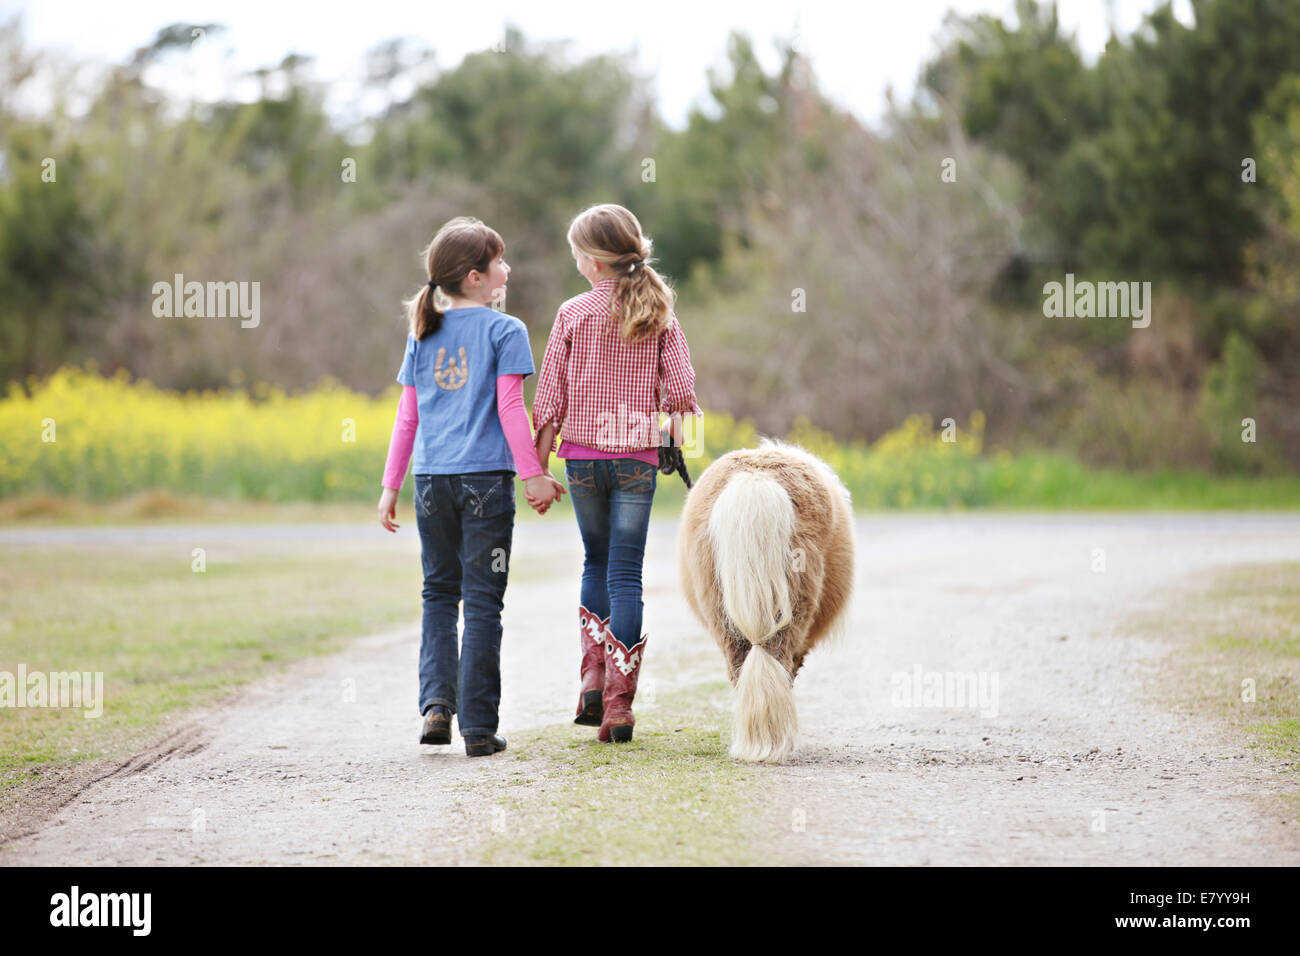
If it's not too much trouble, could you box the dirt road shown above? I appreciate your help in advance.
[3,513,1298,865]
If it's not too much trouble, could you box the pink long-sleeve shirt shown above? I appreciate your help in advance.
[382,375,544,491]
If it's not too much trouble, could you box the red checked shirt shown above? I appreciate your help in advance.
[532,278,702,455]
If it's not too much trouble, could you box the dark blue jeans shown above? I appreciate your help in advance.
[564,458,657,652]
[413,470,515,737]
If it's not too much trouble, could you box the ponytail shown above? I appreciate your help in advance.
[403,217,504,341]
[568,203,675,344]
[406,282,445,340]
[610,253,674,343]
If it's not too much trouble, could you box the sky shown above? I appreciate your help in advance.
[4,0,1194,130]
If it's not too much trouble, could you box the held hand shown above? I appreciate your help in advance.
[525,475,566,514]
[524,474,557,514]
[378,487,400,532]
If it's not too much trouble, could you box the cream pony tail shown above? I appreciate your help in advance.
[707,471,798,762]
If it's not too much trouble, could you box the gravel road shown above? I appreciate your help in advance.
[2,513,1298,865]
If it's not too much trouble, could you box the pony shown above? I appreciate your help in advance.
[677,439,855,762]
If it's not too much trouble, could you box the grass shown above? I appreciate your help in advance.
[963,452,1300,511]
[1128,562,1300,770]
[4,453,1300,532]
[472,681,773,865]
[0,490,373,526]
[0,537,420,803]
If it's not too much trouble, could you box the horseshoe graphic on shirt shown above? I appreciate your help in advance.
[433,347,468,390]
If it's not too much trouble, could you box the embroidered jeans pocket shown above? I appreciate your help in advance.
[613,460,656,496]
[460,474,514,518]
[565,461,597,498]
[414,476,436,518]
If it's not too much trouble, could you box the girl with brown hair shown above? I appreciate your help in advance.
[378,216,565,756]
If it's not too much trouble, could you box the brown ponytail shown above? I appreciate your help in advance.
[404,217,505,340]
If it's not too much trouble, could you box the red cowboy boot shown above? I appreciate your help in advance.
[598,630,647,743]
[574,606,607,725]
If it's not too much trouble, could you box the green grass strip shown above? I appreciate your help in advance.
[0,541,417,804]
[1127,562,1300,773]
[474,681,773,865]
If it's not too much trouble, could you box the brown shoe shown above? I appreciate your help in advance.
[574,605,607,726]
[598,630,647,743]
[420,705,452,745]
[464,733,507,757]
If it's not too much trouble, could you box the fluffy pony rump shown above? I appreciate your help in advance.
[679,440,854,762]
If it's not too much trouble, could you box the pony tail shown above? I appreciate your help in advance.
[707,472,796,646]
[567,203,674,341]
[614,254,675,343]
[403,216,504,339]
[405,283,445,340]
[706,470,799,763]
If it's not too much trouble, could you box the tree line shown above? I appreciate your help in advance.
[2,0,1298,472]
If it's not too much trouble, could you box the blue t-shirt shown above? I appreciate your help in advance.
[396,307,535,475]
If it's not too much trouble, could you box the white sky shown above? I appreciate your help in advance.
[4,0,1193,130]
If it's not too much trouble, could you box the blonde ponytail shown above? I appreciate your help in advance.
[568,204,675,343]
[610,247,675,343]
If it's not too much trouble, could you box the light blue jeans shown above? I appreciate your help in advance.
[563,458,657,651]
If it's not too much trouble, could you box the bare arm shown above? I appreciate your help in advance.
[535,422,558,473]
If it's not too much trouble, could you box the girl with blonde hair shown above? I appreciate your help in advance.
[532,203,702,743]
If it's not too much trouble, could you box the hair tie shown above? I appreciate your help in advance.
[427,280,437,290]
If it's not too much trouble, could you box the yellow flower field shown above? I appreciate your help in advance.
[2,365,1296,510]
